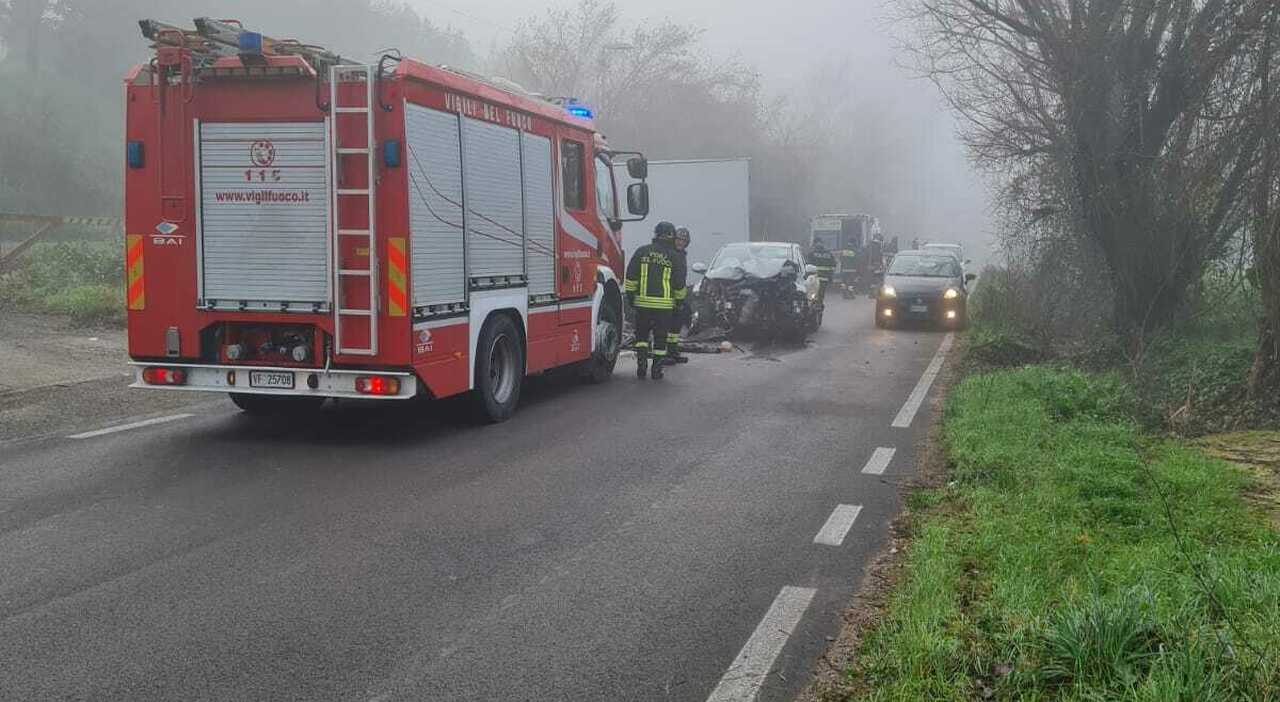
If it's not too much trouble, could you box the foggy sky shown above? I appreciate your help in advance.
[409,0,992,258]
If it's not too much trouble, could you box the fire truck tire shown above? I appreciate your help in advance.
[583,299,621,384]
[228,393,326,415]
[470,314,524,423]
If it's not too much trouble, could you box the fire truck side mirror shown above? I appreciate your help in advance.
[627,183,650,217]
[626,156,648,180]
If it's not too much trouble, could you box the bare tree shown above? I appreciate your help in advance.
[906,0,1272,336]
[1249,5,1280,397]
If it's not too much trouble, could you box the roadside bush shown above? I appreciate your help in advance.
[846,367,1280,701]
[0,241,124,324]
[1130,272,1277,435]
[1035,587,1160,692]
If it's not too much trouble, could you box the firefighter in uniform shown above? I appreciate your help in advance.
[808,239,837,299]
[667,227,693,363]
[625,221,687,379]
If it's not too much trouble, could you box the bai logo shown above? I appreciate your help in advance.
[152,221,186,246]
[249,140,276,167]
[415,327,435,355]
[569,328,582,354]
[571,261,585,293]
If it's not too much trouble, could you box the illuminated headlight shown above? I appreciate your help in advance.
[881,285,896,298]
[944,288,959,299]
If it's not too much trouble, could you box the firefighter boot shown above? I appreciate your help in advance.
[650,355,666,380]
[635,346,649,379]
[666,333,689,364]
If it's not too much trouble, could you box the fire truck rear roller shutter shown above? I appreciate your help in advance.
[462,117,525,280]
[199,122,331,307]
[405,103,466,307]
[522,132,556,298]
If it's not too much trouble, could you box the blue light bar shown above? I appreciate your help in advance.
[567,105,593,119]
[238,31,264,55]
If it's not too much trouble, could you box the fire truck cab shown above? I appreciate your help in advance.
[124,18,650,422]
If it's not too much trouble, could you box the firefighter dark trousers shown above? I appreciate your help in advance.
[667,303,691,354]
[634,308,672,364]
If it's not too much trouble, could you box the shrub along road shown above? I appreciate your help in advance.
[835,367,1280,701]
[0,298,954,701]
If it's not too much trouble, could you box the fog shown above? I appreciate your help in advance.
[0,0,991,261]
[412,0,993,258]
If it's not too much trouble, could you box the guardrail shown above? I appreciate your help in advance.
[0,213,121,271]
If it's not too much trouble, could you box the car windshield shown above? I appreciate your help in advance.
[888,255,959,277]
[710,244,792,269]
[923,245,962,259]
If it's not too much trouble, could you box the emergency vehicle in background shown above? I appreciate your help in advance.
[124,17,650,422]
[809,213,880,296]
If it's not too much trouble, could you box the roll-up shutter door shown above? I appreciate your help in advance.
[405,104,466,306]
[522,133,556,297]
[198,122,330,307]
[462,118,524,280]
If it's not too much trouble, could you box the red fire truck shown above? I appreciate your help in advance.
[124,18,650,422]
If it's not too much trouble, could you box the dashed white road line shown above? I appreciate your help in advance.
[706,586,817,702]
[891,332,954,428]
[67,414,194,440]
[860,447,897,475]
[813,504,863,546]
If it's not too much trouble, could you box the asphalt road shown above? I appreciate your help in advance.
[0,297,952,702]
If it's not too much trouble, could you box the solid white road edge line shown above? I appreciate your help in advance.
[813,504,863,546]
[861,447,897,475]
[705,586,817,702]
[67,414,195,440]
[891,332,954,428]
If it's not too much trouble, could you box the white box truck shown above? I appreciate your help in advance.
[615,158,750,274]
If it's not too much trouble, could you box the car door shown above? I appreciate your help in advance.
[794,245,819,301]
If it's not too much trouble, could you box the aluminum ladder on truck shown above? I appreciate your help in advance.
[330,65,379,356]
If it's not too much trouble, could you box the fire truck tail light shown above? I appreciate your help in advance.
[355,376,400,396]
[142,367,187,385]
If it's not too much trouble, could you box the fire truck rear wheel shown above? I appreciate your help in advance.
[228,393,326,415]
[471,314,524,423]
[583,300,621,384]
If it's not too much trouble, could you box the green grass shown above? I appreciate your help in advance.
[0,241,124,324]
[837,367,1280,701]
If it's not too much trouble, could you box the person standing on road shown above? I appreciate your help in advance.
[667,227,693,363]
[808,239,837,299]
[624,221,687,380]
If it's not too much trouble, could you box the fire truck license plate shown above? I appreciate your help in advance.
[249,371,295,389]
[910,304,928,313]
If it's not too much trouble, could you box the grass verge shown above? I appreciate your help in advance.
[835,366,1280,701]
[0,241,124,324]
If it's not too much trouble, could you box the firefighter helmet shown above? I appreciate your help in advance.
[653,221,676,243]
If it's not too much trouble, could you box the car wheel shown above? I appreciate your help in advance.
[470,314,524,423]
